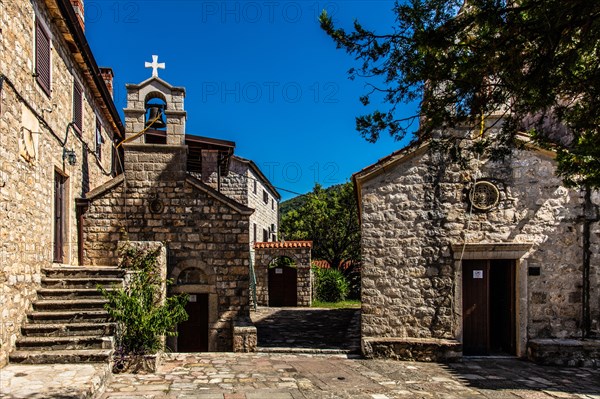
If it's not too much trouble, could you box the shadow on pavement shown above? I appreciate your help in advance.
[251,307,360,351]
[445,358,600,397]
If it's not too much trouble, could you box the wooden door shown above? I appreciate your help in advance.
[53,172,66,263]
[177,294,209,352]
[489,260,516,354]
[463,259,516,356]
[268,266,297,307]
[462,260,489,355]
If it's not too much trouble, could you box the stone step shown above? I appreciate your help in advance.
[256,347,353,355]
[16,336,110,350]
[33,299,108,311]
[9,349,113,364]
[27,310,111,324]
[41,277,123,289]
[42,266,125,279]
[37,288,115,300]
[21,322,116,337]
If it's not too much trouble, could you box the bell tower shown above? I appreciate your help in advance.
[123,55,187,145]
[121,56,188,185]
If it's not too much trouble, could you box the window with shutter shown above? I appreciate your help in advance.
[35,18,51,96]
[73,81,83,133]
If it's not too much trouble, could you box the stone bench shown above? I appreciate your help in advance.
[528,339,600,367]
[362,337,462,362]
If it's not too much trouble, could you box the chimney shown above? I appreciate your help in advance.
[70,0,85,31]
[99,67,114,98]
[201,149,220,189]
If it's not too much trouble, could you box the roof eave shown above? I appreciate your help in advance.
[50,0,124,138]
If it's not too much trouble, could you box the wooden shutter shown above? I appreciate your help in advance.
[35,19,51,95]
[73,81,83,133]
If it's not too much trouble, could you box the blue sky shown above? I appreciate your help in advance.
[86,0,417,200]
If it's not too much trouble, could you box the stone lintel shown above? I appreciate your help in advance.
[451,242,534,260]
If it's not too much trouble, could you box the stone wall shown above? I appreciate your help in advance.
[254,243,312,307]
[358,140,599,357]
[81,144,253,351]
[0,0,118,367]
[247,166,279,243]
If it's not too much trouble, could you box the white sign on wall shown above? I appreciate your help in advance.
[189,294,197,302]
[473,270,484,279]
[275,268,283,274]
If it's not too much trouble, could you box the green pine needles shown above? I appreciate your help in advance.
[99,243,188,356]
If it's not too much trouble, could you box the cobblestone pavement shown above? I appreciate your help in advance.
[0,363,110,399]
[250,307,361,352]
[99,353,600,399]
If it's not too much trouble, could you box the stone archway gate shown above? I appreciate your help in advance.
[254,241,312,307]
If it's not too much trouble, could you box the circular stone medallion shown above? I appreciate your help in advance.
[469,181,500,211]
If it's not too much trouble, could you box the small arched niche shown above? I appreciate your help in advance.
[176,267,209,285]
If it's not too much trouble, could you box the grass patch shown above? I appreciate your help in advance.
[312,300,361,309]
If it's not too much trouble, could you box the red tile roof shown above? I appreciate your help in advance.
[254,241,313,249]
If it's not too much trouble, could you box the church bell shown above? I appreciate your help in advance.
[145,105,166,129]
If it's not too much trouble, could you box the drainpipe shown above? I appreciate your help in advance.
[582,185,595,338]
[75,198,89,266]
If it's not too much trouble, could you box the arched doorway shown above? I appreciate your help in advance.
[175,267,209,352]
[268,256,297,307]
[170,263,218,353]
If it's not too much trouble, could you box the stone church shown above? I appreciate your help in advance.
[80,70,279,352]
[354,122,600,365]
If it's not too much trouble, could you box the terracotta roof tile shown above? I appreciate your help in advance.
[254,241,313,249]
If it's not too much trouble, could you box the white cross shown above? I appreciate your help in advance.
[145,55,165,78]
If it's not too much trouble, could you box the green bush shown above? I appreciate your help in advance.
[99,244,188,356]
[313,266,349,303]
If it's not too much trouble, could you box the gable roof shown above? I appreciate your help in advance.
[186,174,254,216]
[352,134,557,220]
[125,76,186,94]
[232,155,281,200]
[79,173,253,216]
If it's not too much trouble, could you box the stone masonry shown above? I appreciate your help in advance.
[0,0,121,367]
[80,75,255,351]
[254,241,313,307]
[354,126,599,360]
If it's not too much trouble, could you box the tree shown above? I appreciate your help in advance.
[281,182,360,270]
[320,0,600,187]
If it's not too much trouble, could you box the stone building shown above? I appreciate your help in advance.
[0,0,122,366]
[207,155,280,246]
[354,126,600,365]
[80,66,282,351]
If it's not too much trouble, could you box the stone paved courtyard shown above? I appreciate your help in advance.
[251,307,361,352]
[98,353,600,399]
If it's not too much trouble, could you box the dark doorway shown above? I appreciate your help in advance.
[463,259,515,355]
[53,171,66,263]
[269,265,298,307]
[177,293,209,352]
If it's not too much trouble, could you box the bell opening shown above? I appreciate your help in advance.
[145,100,167,130]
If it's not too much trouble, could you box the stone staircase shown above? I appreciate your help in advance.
[9,266,125,364]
